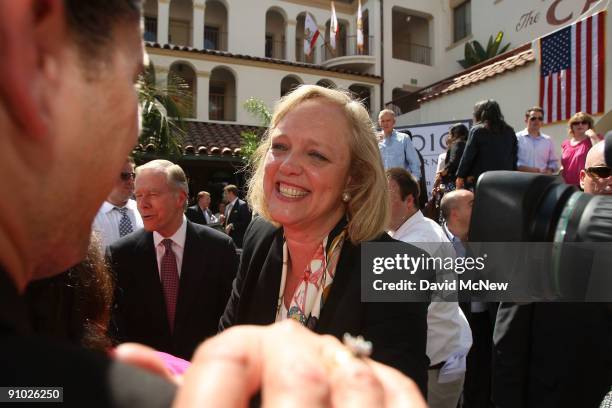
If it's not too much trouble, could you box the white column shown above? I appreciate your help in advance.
[196,71,210,121]
[371,0,382,77]
[158,0,170,44]
[286,20,297,61]
[193,0,206,49]
[371,85,381,121]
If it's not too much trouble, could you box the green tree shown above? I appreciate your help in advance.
[240,97,271,164]
[458,31,511,69]
[137,68,192,158]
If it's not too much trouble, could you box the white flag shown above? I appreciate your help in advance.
[330,1,338,50]
[357,0,364,52]
[304,12,320,56]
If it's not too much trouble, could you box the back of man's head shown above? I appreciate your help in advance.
[386,167,419,208]
[0,2,143,288]
[440,190,474,239]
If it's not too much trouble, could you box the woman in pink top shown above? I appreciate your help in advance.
[560,112,601,186]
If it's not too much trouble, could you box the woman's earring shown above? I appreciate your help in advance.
[342,192,351,202]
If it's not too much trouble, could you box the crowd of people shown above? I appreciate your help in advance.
[1,2,611,408]
[380,99,611,408]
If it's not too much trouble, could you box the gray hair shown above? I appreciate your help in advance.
[135,159,189,196]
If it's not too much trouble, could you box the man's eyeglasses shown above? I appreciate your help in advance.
[120,172,136,181]
[529,116,544,122]
[571,121,589,126]
[585,166,612,179]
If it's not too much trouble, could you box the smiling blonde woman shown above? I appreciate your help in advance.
[220,85,429,396]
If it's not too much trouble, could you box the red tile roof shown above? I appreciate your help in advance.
[135,122,265,159]
[418,43,535,103]
[145,42,381,80]
[185,122,264,157]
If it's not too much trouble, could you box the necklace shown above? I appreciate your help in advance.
[275,230,346,322]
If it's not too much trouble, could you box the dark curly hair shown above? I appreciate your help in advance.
[26,233,114,351]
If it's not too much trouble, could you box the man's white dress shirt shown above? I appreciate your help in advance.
[92,199,143,248]
[153,216,187,279]
[389,210,472,382]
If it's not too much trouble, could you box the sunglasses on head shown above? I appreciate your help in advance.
[529,116,544,122]
[572,121,589,126]
[120,172,136,181]
[585,166,612,179]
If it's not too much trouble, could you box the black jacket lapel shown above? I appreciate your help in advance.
[138,232,171,336]
[315,239,359,333]
[174,221,203,333]
[245,228,284,326]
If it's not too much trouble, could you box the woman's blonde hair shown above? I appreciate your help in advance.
[568,111,594,136]
[247,85,389,244]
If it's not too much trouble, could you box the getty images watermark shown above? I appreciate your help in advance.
[360,242,612,302]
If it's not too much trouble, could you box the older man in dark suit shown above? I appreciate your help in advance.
[109,160,238,360]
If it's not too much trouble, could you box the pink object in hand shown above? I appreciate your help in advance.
[155,351,191,375]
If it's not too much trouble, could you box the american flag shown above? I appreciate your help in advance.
[539,11,606,124]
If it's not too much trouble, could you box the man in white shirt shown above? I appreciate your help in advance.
[92,157,143,248]
[107,160,238,360]
[516,107,559,174]
[386,167,472,408]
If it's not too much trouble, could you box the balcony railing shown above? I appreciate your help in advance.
[392,41,432,66]
[204,29,228,51]
[209,93,236,121]
[320,35,374,62]
[265,38,286,59]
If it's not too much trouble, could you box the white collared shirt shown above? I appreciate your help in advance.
[389,210,472,367]
[92,199,143,249]
[225,197,238,219]
[153,216,187,279]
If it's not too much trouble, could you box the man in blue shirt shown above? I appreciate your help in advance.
[378,109,421,180]
[516,107,559,174]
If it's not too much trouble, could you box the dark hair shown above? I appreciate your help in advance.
[65,0,142,58]
[473,99,509,133]
[25,234,114,351]
[447,123,469,147]
[386,167,420,203]
[224,184,239,196]
[525,106,544,117]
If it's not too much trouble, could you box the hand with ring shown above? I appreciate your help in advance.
[174,321,426,407]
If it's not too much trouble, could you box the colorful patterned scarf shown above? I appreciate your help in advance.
[275,230,346,329]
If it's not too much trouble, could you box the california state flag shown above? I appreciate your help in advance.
[330,1,339,50]
[304,12,320,56]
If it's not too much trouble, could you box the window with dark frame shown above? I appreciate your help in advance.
[209,83,226,121]
[204,25,220,50]
[453,0,471,43]
[144,16,157,42]
[265,34,274,58]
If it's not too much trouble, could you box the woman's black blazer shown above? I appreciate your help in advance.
[220,217,430,396]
